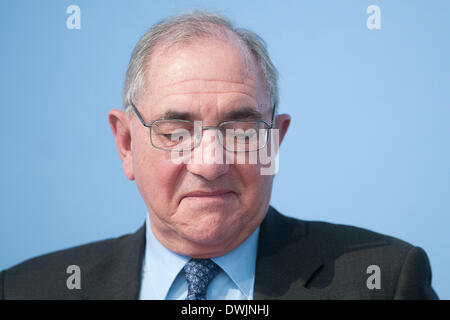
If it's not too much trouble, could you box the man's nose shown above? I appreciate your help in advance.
[186,128,229,181]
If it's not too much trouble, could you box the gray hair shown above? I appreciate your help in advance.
[123,11,279,117]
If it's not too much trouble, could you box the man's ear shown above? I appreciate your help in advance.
[274,113,291,146]
[108,109,135,180]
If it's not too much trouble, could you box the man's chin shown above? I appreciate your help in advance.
[168,204,251,256]
[176,221,242,257]
[175,200,242,224]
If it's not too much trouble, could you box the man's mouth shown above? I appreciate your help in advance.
[181,190,235,201]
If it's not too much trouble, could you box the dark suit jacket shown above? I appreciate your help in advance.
[0,206,438,299]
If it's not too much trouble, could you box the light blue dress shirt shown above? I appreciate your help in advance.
[138,212,259,300]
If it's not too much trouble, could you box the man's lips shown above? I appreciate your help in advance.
[181,190,235,200]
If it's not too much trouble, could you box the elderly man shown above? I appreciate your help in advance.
[0,11,438,300]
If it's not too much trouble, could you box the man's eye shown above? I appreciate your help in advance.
[160,130,186,142]
[161,132,185,141]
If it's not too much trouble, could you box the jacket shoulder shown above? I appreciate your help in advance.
[263,208,437,299]
[283,213,417,275]
[306,218,414,251]
[1,231,137,299]
[304,219,437,299]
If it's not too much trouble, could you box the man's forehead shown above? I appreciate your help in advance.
[146,37,262,89]
[154,78,258,97]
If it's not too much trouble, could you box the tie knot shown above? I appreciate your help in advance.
[183,258,221,300]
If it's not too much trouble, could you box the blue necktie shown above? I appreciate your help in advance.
[183,258,221,300]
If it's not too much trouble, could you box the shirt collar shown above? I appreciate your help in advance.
[142,213,189,300]
[142,212,259,299]
[211,226,259,299]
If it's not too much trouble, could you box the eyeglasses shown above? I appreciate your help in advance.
[131,102,276,152]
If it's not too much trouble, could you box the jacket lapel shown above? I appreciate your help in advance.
[254,206,325,299]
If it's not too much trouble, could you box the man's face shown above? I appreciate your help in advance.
[110,35,290,258]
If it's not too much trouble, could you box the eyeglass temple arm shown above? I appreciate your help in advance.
[270,104,276,128]
[131,102,152,127]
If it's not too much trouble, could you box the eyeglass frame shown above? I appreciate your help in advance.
[130,102,277,152]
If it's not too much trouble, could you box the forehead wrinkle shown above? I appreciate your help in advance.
[159,90,257,100]
[153,78,259,104]
[157,78,258,94]
[165,77,256,87]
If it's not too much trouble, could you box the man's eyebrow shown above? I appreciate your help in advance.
[160,110,193,120]
[224,107,264,120]
[157,107,264,121]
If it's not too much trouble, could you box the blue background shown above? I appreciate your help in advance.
[1,0,449,298]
